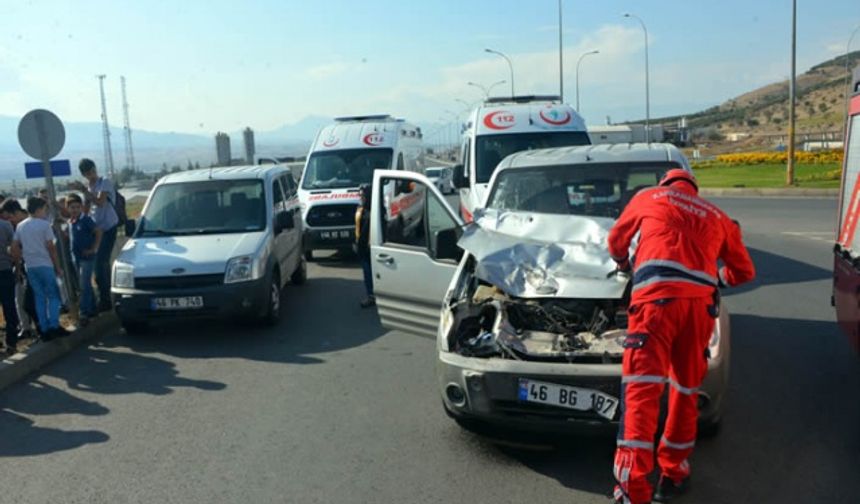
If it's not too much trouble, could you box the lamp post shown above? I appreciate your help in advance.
[575,50,599,112]
[844,24,860,138]
[787,0,797,186]
[485,48,515,97]
[468,80,507,100]
[623,12,650,142]
[558,0,564,101]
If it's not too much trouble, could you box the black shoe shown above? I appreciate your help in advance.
[360,296,376,308]
[55,327,73,338]
[40,329,57,342]
[5,345,16,357]
[653,475,690,502]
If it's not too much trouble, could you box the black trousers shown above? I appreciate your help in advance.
[0,269,21,348]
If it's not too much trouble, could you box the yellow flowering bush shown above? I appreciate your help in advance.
[713,150,843,165]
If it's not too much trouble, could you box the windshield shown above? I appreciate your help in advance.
[425,168,443,177]
[475,131,591,183]
[302,148,393,189]
[486,162,681,219]
[139,179,266,236]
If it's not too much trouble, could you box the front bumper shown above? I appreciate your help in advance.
[303,227,355,251]
[437,347,728,434]
[111,276,269,323]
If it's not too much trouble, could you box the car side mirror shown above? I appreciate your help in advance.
[433,227,463,262]
[124,219,137,237]
[452,164,466,189]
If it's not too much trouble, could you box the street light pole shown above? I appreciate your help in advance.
[623,13,650,143]
[558,0,564,101]
[485,48,515,97]
[576,50,599,112]
[787,0,797,186]
[843,24,860,138]
[468,80,507,100]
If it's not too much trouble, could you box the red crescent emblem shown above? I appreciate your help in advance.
[322,137,339,147]
[483,110,515,130]
[363,133,384,146]
[539,109,572,126]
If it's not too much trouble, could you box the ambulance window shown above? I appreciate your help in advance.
[844,115,860,250]
[380,176,427,248]
[397,153,405,171]
[462,139,471,179]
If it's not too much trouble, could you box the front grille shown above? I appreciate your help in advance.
[306,203,357,227]
[135,274,224,291]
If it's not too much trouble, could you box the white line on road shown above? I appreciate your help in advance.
[781,231,835,242]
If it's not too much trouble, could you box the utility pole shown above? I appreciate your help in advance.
[787,0,797,186]
[120,76,136,174]
[558,0,564,101]
[97,75,116,179]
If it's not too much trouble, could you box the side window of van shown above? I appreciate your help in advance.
[281,174,296,198]
[397,153,404,171]
[272,178,287,214]
[462,139,471,180]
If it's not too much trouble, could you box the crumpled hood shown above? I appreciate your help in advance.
[457,208,628,299]
[118,232,267,277]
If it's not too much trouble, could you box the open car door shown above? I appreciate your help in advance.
[370,170,465,338]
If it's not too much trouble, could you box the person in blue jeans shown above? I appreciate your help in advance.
[66,193,102,325]
[11,198,69,341]
[69,158,118,312]
[354,184,374,308]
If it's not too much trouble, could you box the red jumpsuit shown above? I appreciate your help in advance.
[608,181,755,504]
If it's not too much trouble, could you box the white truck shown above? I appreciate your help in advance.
[453,96,591,221]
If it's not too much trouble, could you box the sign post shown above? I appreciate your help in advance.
[17,109,79,320]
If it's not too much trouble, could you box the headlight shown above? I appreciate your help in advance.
[224,256,257,284]
[113,262,134,289]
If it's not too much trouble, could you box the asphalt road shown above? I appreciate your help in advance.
[0,197,856,503]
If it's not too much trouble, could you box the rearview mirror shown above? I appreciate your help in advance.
[432,228,463,262]
[276,211,293,232]
[452,164,466,189]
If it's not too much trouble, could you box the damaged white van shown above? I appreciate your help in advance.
[370,143,729,433]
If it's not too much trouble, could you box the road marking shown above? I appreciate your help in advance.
[781,231,835,242]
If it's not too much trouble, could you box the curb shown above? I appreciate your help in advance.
[696,188,837,198]
[0,313,119,391]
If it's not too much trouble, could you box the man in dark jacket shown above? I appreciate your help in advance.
[355,184,374,308]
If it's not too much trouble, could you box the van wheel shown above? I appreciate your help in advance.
[304,250,314,262]
[291,258,307,285]
[261,271,282,326]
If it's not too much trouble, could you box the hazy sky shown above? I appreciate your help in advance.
[0,0,857,138]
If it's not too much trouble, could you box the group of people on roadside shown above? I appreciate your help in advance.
[0,158,119,355]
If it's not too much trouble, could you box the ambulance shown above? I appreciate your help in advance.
[298,115,425,260]
[453,96,591,221]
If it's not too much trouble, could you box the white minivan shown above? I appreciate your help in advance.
[298,114,425,260]
[111,165,306,332]
[453,96,591,221]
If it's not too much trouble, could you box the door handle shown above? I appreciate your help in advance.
[376,253,395,265]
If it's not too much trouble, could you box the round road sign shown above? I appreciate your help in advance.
[18,109,65,160]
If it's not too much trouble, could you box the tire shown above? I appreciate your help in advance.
[290,257,307,285]
[260,271,282,326]
[121,320,149,335]
[304,249,314,262]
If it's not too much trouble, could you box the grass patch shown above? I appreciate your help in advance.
[692,162,840,188]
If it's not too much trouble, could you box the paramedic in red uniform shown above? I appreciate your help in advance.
[607,169,755,504]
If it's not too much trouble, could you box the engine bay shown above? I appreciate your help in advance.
[447,273,628,364]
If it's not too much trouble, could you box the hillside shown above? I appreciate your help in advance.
[655,50,860,139]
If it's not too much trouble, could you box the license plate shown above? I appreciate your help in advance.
[151,296,204,310]
[321,231,350,240]
[518,378,619,420]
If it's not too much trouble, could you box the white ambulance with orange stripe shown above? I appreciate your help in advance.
[452,96,591,221]
[299,115,425,260]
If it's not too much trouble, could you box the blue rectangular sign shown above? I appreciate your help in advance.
[24,159,71,179]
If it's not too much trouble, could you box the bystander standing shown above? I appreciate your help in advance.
[66,194,101,325]
[69,159,118,312]
[0,209,20,355]
[11,198,69,341]
[0,199,38,339]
